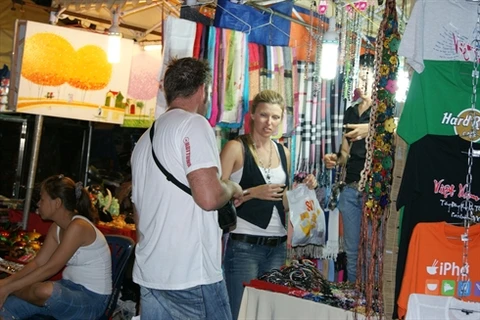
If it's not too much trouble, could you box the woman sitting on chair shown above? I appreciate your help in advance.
[0,175,112,319]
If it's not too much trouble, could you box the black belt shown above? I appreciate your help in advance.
[230,234,287,247]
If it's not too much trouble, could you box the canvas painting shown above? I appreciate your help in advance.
[10,20,133,124]
[122,43,162,128]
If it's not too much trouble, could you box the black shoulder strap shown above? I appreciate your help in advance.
[149,121,192,196]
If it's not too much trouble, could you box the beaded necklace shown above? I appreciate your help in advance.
[253,139,273,184]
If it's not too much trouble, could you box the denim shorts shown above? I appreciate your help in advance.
[0,279,110,319]
[139,280,232,320]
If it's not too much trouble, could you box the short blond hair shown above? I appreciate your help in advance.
[251,90,285,115]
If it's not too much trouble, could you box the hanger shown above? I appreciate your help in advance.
[449,307,480,315]
[250,8,290,38]
[215,3,252,34]
[445,217,478,240]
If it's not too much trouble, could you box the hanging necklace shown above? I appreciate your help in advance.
[253,139,273,183]
[456,2,480,298]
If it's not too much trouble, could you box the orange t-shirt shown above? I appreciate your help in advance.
[397,222,480,319]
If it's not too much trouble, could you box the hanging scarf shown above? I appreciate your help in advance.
[243,43,261,134]
[218,30,247,127]
[193,23,204,59]
[283,47,294,136]
[259,45,268,91]
[206,26,216,122]
[208,27,222,127]
[155,16,196,117]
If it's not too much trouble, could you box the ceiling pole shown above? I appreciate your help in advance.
[62,9,162,36]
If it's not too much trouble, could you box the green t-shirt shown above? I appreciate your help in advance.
[397,60,480,145]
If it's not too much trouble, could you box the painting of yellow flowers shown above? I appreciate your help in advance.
[10,20,133,124]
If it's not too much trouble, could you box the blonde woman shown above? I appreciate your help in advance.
[220,90,317,319]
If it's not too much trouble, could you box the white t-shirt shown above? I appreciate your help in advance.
[131,109,223,290]
[406,294,480,320]
[399,0,479,73]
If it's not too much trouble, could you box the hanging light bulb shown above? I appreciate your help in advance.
[108,9,122,64]
[320,17,339,80]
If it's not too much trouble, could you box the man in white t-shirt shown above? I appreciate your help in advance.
[131,57,243,320]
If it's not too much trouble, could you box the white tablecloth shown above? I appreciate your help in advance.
[238,287,367,320]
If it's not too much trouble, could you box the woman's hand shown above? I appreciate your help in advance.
[249,184,285,201]
[302,174,318,190]
[323,153,338,169]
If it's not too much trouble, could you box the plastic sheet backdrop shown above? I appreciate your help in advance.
[213,0,292,47]
[286,184,326,258]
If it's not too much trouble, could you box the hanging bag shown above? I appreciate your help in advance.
[327,157,347,211]
[149,121,237,232]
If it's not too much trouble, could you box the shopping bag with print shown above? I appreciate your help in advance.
[286,184,326,256]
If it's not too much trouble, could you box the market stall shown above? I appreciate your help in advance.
[0,0,415,318]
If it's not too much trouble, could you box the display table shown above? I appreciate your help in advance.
[96,224,137,242]
[8,209,137,242]
[238,287,367,320]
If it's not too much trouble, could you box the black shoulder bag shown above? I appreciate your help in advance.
[149,121,237,232]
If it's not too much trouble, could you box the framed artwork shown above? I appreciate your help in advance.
[122,43,162,128]
[9,20,133,124]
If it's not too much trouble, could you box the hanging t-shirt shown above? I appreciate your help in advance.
[398,222,480,319]
[406,294,480,320]
[393,135,480,319]
[399,0,480,73]
[397,60,480,145]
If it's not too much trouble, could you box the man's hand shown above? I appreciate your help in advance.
[323,153,338,169]
[344,123,369,141]
[228,181,244,207]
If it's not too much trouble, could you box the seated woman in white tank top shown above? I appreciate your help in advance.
[0,175,112,319]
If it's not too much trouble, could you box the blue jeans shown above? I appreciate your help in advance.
[139,280,231,320]
[224,237,286,320]
[338,185,363,283]
[0,279,110,319]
